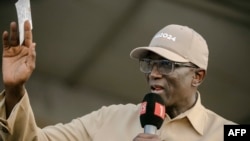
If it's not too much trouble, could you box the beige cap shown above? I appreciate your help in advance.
[130,24,209,70]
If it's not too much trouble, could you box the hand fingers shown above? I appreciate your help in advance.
[10,22,19,46]
[2,22,18,48]
[24,20,33,47]
[2,31,9,48]
[133,133,161,141]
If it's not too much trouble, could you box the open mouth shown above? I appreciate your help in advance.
[151,85,164,93]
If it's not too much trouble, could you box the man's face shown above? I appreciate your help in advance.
[143,52,197,109]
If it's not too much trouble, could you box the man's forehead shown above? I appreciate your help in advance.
[144,51,166,59]
[142,51,195,66]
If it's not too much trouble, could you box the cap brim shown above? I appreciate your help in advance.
[130,47,189,62]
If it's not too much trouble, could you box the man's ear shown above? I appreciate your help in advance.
[192,69,206,87]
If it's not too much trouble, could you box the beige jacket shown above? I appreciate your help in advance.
[0,90,236,141]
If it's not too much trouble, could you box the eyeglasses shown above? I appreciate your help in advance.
[139,58,198,75]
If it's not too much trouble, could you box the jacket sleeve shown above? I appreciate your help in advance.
[0,90,91,141]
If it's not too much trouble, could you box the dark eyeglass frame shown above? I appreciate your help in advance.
[139,58,198,75]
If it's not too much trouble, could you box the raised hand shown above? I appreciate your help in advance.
[2,20,36,116]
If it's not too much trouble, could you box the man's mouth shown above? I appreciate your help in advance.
[151,85,164,93]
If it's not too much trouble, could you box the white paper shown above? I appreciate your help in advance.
[15,0,33,45]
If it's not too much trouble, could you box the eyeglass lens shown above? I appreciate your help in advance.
[139,59,173,75]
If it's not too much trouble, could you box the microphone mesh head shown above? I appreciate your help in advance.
[140,93,165,129]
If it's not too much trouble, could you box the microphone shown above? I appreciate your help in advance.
[140,93,165,134]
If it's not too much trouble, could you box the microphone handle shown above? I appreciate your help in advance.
[144,125,157,134]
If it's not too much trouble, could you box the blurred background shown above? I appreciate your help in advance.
[0,0,250,127]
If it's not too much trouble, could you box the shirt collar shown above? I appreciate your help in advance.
[164,91,206,135]
[185,91,206,135]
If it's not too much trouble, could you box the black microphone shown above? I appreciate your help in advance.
[140,93,165,134]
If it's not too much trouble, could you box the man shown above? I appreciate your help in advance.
[0,21,235,141]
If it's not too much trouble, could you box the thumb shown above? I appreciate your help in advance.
[26,42,36,70]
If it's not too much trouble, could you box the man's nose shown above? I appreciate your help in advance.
[149,65,162,78]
